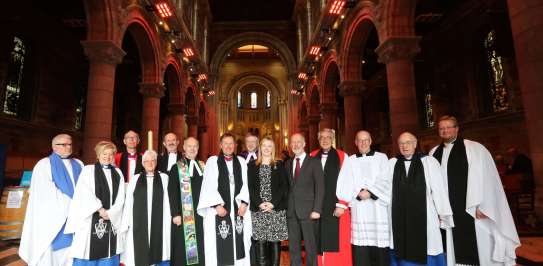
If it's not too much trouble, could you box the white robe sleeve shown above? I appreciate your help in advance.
[336,156,358,203]
[465,140,520,264]
[425,156,454,229]
[197,156,224,218]
[107,168,125,231]
[366,153,393,206]
[120,173,139,234]
[235,156,250,209]
[65,166,102,234]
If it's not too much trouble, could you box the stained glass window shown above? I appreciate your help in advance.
[424,90,435,128]
[3,37,26,116]
[250,92,257,109]
[237,91,242,108]
[266,90,271,108]
[484,30,510,112]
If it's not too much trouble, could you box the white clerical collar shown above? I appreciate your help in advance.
[187,158,203,176]
[445,138,457,147]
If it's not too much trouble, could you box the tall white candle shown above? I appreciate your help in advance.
[148,130,153,151]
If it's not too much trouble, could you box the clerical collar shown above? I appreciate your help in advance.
[127,152,137,159]
[445,138,457,146]
[356,150,375,157]
[321,149,330,155]
[169,151,177,154]
[101,164,111,169]
[146,172,154,177]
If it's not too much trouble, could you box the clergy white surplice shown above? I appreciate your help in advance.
[385,156,454,255]
[336,152,390,247]
[197,155,252,266]
[19,157,83,266]
[65,165,125,259]
[430,139,520,265]
[120,172,172,265]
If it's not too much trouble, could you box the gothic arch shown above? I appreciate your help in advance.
[320,51,341,103]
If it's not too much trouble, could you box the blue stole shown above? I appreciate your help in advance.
[48,152,82,250]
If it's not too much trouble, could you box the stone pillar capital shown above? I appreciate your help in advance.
[339,80,365,96]
[168,103,186,114]
[139,83,166,98]
[81,40,125,65]
[376,36,421,64]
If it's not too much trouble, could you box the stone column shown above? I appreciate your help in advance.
[198,125,209,160]
[339,80,364,154]
[186,115,198,138]
[308,115,320,151]
[298,122,309,152]
[320,102,338,131]
[139,83,165,151]
[168,103,186,145]
[507,0,543,219]
[81,40,125,163]
[376,36,421,150]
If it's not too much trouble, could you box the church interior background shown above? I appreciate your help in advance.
[1,0,543,263]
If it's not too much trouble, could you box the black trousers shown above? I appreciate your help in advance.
[352,245,390,266]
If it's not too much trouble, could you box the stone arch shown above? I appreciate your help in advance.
[164,55,185,103]
[320,51,341,103]
[378,0,417,40]
[340,7,378,82]
[209,32,297,88]
[83,0,122,41]
[309,84,321,116]
[185,86,198,116]
[225,72,284,102]
[121,6,161,83]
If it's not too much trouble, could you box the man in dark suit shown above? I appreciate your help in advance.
[286,133,325,266]
[158,132,181,173]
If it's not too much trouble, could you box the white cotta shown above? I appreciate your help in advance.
[64,165,126,260]
[197,155,252,266]
[430,139,521,266]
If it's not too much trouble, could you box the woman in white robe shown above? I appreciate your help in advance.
[65,141,125,265]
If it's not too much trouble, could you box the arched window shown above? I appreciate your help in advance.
[237,91,242,108]
[250,92,257,109]
[266,90,271,108]
[484,30,510,112]
[3,37,26,116]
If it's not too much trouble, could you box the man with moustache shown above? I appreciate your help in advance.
[115,130,143,182]
[158,132,181,173]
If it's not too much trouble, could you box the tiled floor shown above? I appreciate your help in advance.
[1,238,542,266]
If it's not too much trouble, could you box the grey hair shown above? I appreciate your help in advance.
[318,128,336,140]
[142,150,158,164]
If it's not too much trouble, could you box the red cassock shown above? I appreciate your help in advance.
[310,149,352,266]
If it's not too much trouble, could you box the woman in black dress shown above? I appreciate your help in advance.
[247,137,289,266]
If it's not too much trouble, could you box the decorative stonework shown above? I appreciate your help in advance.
[81,40,126,65]
[139,83,166,98]
[339,80,366,97]
[375,36,421,64]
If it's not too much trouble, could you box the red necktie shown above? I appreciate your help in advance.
[225,156,233,161]
[294,158,301,179]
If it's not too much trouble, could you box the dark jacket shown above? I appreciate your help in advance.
[247,160,289,212]
[285,155,325,219]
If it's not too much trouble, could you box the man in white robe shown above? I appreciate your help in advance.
[121,150,172,266]
[197,133,252,266]
[337,130,390,266]
[386,132,454,266]
[65,141,125,264]
[19,134,83,266]
[430,115,520,266]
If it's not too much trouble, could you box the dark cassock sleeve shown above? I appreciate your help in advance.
[247,162,261,212]
[271,161,289,211]
[168,166,182,217]
[311,158,325,214]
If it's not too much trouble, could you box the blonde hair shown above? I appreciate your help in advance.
[94,141,117,158]
[256,137,279,166]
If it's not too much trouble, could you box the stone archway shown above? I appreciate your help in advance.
[308,85,321,151]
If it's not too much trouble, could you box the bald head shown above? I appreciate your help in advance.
[398,132,417,158]
[290,133,306,156]
[183,136,199,160]
[355,130,372,154]
[52,134,73,158]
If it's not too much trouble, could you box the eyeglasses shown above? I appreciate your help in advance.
[55,143,72,147]
[438,126,457,131]
[398,141,416,146]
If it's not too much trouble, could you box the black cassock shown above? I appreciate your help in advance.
[168,158,206,266]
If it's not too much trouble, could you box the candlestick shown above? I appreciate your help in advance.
[148,130,153,151]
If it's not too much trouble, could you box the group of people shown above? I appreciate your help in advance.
[18,115,521,266]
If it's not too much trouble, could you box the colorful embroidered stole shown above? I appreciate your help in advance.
[177,160,200,265]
